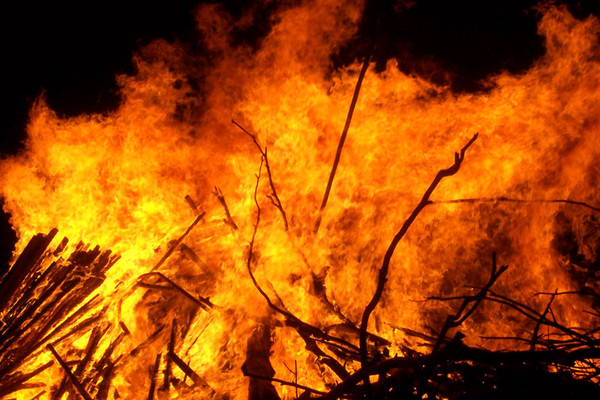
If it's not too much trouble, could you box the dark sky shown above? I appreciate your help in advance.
[1,0,599,270]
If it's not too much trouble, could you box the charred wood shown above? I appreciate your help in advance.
[213,186,238,229]
[147,353,161,400]
[47,344,92,400]
[162,319,177,391]
[168,350,213,392]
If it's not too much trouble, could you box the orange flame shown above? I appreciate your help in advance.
[2,2,600,398]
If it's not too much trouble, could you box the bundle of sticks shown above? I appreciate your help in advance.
[0,229,119,399]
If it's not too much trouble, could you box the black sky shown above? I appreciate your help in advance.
[1,0,599,270]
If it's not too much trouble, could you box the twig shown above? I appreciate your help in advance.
[317,345,600,400]
[295,359,299,399]
[47,344,92,400]
[213,186,238,229]
[531,290,557,351]
[233,120,359,330]
[119,321,131,336]
[162,319,177,390]
[430,197,600,213]
[242,372,326,396]
[359,133,478,375]
[431,253,508,355]
[481,292,595,346]
[314,49,372,233]
[232,120,289,231]
[151,212,206,272]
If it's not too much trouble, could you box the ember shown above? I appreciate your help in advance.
[2,1,600,399]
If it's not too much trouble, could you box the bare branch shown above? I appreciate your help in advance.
[359,133,479,374]
[429,254,508,359]
[531,290,557,351]
[233,120,289,231]
[242,372,325,396]
[314,49,372,233]
[245,159,352,380]
[430,197,600,212]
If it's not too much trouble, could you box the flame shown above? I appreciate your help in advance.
[2,1,600,398]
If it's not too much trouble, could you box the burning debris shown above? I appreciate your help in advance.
[0,230,119,398]
[2,1,600,399]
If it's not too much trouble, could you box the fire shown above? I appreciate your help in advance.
[2,1,600,398]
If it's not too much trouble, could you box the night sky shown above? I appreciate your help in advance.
[1,0,599,270]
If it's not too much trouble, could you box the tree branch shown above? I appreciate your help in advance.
[314,48,372,233]
[359,133,478,378]
[430,197,600,213]
[233,120,289,231]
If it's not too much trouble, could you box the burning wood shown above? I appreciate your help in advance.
[2,1,600,399]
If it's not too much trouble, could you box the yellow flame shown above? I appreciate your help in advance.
[3,2,600,398]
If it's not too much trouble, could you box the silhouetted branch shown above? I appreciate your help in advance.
[430,197,600,212]
[359,133,479,378]
[245,158,352,380]
[531,290,557,351]
[431,253,508,355]
[314,47,372,233]
[243,372,326,396]
[233,119,289,230]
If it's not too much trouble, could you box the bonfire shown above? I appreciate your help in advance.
[2,2,600,399]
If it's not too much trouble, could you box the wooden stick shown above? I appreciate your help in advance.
[47,344,92,400]
[0,361,53,398]
[119,321,131,336]
[0,229,57,310]
[162,319,177,390]
[213,186,238,229]
[243,372,325,396]
[430,197,600,212]
[185,195,199,213]
[128,326,165,358]
[95,360,115,400]
[151,212,206,272]
[147,353,161,400]
[314,50,371,233]
[168,351,204,386]
[232,120,289,231]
